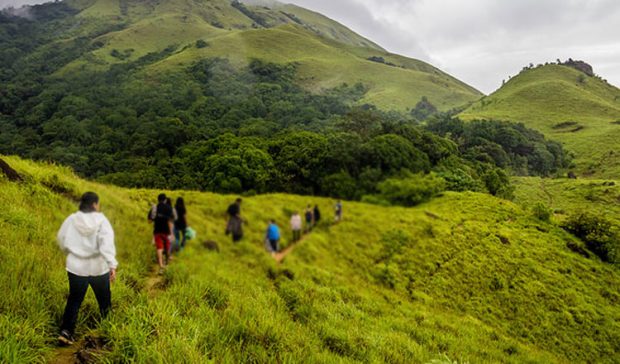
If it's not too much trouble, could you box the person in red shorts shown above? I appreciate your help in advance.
[148,193,174,273]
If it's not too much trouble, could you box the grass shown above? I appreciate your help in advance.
[460,64,620,178]
[513,176,620,226]
[55,0,482,112]
[1,155,619,363]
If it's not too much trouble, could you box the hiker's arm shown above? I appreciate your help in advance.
[57,217,71,253]
[98,217,118,272]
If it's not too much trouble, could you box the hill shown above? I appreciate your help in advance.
[16,0,482,112]
[1,155,619,363]
[460,63,620,178]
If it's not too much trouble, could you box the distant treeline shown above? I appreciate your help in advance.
[0,4,570,202]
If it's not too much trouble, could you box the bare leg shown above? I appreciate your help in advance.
[157,248,164,268]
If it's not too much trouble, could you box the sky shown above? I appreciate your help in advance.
[283,0,620,94]
[2,0,619,93]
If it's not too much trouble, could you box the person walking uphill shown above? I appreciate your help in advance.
[265,220,281,257]
[313,204,321,225]
[174,197,188,252]
[148,193,174,273]
[57,192,117,346]
[304,205,314,233]
[226,198,244,242]
[290,212,302,242]
[335,200,343,222]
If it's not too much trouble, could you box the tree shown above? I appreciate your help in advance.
[362,134,430,174]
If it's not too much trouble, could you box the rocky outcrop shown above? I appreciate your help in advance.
[562,59,594,77]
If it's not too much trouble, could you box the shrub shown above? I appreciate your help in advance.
[532,202,552,222]
[436,167,482,192]
[483,168,514,200]
[195,39,209,48]
[562,212,618,263]
[371,173,445,207]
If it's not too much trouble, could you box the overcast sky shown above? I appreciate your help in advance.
[283,0,620,94]
[2,0,619,93]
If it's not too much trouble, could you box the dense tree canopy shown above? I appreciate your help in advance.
[0,4,570,201]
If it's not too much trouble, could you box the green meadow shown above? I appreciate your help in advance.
[461,64,620,178]
[1,156,619,363]
[513,176,620,225]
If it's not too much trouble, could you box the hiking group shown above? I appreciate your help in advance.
[55,191,342,346]
[148,193,192,274]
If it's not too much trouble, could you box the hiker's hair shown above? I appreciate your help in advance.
[236,198,242,203]
[165,198,172,206]
[79,192,99,213]
[175,197,185,210]
[270,219,276,223]
[158,193,167,203]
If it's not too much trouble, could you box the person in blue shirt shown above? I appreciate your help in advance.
[265,220,281,257]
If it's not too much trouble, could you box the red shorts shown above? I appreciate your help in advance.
[154,234,170,251]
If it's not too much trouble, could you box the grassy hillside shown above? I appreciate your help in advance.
[1,156,619,363]
[51,0,482,111]
[513,176,620,225]
[460,64,620,178]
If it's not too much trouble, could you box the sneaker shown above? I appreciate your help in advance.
[158,267,165,275]
[58,330,74,346]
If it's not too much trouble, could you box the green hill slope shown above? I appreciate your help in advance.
[51,0,482,111]
[460,64,620,178]
[1,156,619,363]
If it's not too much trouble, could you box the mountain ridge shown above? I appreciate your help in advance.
[461,62,620,178]
[40,0,483,111]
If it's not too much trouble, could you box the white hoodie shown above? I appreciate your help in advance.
[57,211,118,277]
[290,214,302,230]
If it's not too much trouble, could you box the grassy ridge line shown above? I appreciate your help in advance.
[144,23,481,111]
[1,156,619,362]
[53,0,482,111]
[460,64,620,177]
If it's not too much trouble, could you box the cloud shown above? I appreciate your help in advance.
[282,0,432,60]
[0,0,48,9]
[285,0,620,93]
[3,0,619,93]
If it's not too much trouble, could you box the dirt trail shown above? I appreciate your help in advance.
[274,237,306,264]
[50,344,79,364]
[145,264,167,297]
[540,179,554,206]
[50,263,167,363]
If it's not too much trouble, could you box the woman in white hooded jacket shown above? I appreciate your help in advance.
[57,192,118,345]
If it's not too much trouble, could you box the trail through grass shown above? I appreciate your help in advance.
[2,156,620,363]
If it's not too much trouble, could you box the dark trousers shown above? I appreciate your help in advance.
[174,227,187,250]
[60,271,111,335]
[292,230,301,242]
[269,239,279,253]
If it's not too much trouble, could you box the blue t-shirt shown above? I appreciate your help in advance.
[267,223,280,240]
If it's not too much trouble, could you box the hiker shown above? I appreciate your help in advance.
[265,219,281,257]
[290,212,302,242]
[166,197,178,254]
[313,204,321,225]
[174,197,188,251]
[226,198,244,242]
[335,200,343,222]
[148,193,174,272]
[57,192,117,346]
[304,205,314,233]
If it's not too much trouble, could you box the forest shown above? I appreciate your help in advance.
[0,6,570,203]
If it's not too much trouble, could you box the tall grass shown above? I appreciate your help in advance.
[1,156,619,363]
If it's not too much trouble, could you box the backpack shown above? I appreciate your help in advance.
[147,204,157,221]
